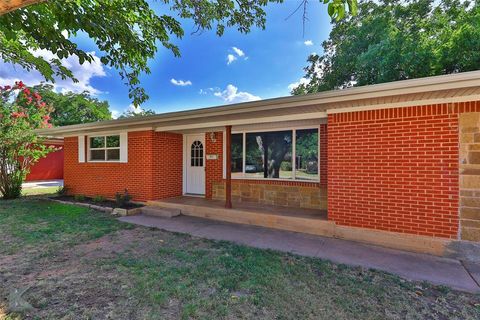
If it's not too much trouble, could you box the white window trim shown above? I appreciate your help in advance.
[223,126,321,183]
[87,133,127,163]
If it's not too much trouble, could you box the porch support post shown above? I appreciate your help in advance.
[225,125,232,209]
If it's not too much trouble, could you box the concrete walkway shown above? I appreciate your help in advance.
[22,179,63,189]
[119,214,480,293]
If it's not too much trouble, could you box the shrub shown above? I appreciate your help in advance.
[74,194,85,202]
[280,161,292,171]
[115,189,132,207]
[56,186,68,196]
[0,82,55,199]
[93,195,105,203]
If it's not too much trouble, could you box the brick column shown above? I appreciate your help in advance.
[459,112,480,241]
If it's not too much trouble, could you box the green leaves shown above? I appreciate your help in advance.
[292,0,480,95]
[325,0,354,21]
[0,0,357,106]
[31,84,112,126]
[0,83,55,199]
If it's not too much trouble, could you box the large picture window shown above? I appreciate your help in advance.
[89,135,121,161]
[295,129,318,181]
[230,128,319,181]
[231,134,243,178]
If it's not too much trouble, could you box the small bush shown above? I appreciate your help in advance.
[93,195,105,203]
[280,161,292,171]
[74,194,86,202]
[115,189,132,207]
[56,186,69,196]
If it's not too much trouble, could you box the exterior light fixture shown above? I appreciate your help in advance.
[210,132,217,143]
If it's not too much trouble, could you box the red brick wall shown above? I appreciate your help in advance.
[205,131,224,199]
[64,130,182,201]
[328,103,464,239]
[153,132,183,199]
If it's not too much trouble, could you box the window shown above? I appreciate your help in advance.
[231,133,243,178]
[89,135,120,161]
[229,128,319,181]
[190,140,204,167]
[245,131,292,179]
[295,129,318,181]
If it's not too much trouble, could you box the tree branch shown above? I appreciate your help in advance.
[0,0,45,16]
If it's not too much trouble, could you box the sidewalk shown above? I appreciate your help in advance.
[119,214,480,293]
[22,179,63,189]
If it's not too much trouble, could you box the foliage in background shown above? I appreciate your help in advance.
[0,0,357,106]
[118,108,156,119]
[0,82,55,199]
[31,84,111,126]
[292,0,480,95]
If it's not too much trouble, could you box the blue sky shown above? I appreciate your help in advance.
[0,1,333,117]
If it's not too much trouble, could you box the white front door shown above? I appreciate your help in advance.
[185,134,205,195]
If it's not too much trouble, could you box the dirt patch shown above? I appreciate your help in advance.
[71,229,142,259]
[0,229,145,319]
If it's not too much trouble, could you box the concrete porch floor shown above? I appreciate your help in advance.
[150,196,327,220]
[119,214,480,293]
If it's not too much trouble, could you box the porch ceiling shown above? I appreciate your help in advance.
[154,106,327,132]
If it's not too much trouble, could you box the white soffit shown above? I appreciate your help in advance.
[36,71,480,136]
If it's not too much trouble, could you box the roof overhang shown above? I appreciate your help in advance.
[36,71,480,137]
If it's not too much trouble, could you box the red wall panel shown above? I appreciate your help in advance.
[26,144,64,181]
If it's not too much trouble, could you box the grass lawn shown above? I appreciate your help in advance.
[0,197,479,319]
[21,187,59,197]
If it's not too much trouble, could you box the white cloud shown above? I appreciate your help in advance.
[111,104,143,119]
[226,54,237,65]
[288,77,310,91]
[127,104,143,114]
[0,49,106,94]
[304,40,314,46]
[226,47,248,65]
[213,84,260,103]
[288,58,326,92]
[111,109,121,119]
[232,47,245,57]
[170,78,192,86]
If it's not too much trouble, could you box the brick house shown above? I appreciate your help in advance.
[38,72,480,256]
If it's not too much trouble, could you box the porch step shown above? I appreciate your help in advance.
[141,206,181,218]
[147,199,335,237]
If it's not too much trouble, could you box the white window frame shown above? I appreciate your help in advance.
[88,134,122,162]
[223,126,320,182]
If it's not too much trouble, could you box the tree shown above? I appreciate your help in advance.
[118,108,156,119]
[0,82,54,199]
[0,0,357,107]
[31,84,111,126]
[291,0,480,95]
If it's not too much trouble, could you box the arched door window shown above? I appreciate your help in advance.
[190,140,204,167]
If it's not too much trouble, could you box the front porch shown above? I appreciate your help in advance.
[147,196,334,237]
